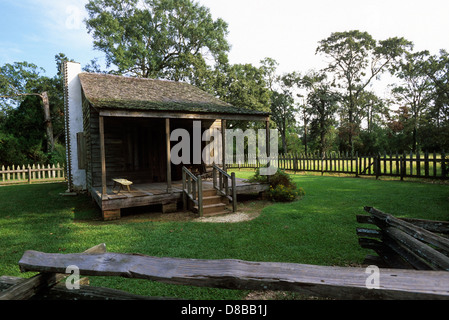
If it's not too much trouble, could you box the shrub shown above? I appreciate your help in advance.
[443,155,449,177]
[249,168,305,202]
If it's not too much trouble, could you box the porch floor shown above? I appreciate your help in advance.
[91,178,269,212]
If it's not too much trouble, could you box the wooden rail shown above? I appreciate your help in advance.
[13,246,449,300]
[357,207,449,270]
[0,244,106,300]
[182,166,203,216]
[0,163,65,185]
[212,164,237,212]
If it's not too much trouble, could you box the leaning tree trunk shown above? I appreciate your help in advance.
[41,92,54,153]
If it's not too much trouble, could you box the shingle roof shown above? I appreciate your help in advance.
[78,73,269,117]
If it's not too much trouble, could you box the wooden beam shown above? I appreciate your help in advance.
[383,227,449,270]
[221,119,226,171]
[165,118,172,193]
[0,276,175,300]
[18,250,449,300]
[99,116,107,199]
[365,207,449,255]
[99,109,270,122]
[0,244,106,300]
[266,120,270,183]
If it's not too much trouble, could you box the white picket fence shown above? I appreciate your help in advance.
[0,163,65,185]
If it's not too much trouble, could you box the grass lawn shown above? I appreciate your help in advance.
[0,172,448,300]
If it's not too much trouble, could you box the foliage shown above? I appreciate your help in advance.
[443,155,449,177]
[316,30,413,152]
[84,0,230,81]
[0,54,68,165]
[301,71,340,155]
[249,168,305,202]
[261,58,299,153]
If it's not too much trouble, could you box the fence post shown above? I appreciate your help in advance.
[182,169,187,211]
[416,151,421,177]
[400,153,406,181]
[424,151,429,178]
[197,176,203,217]
[231,172,237,213]
[293,153,297,173]
[442,150,447,178]
[375,153,380,180]
[321,153,324,176]
[28,165,31,184]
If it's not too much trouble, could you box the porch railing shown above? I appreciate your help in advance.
[212,164,237,212]
[182,166,203,217]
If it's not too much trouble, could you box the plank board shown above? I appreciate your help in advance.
[18,250,449,300]
[0,244,106,300]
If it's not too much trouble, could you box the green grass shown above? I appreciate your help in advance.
[1,173,448,299]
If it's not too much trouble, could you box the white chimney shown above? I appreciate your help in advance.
[63,61,86,192]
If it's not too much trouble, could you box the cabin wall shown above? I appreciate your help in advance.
[82,92,93,191]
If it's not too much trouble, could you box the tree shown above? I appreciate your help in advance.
[215,62,271,115]
[84,0,230,81]
[390,50,433,152]
[0,56,69,162]
[259,59,299,152]
[301,71,340,155]
[316,30,412,152]
[424,50,449,128]
[0,62,55,152]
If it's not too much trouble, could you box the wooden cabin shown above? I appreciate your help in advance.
[63,62,270,220]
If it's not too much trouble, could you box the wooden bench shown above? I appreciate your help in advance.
[112,178,133,193]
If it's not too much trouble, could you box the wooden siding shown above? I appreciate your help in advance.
[84,98,219,191]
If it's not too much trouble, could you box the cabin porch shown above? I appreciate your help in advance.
[91,176,269,220]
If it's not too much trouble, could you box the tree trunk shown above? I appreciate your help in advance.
[41,92,54,153]
[282,119,287,153]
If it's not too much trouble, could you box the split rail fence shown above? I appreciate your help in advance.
[357,207,449,271]
[0,163,65,185]
[227,151,448,180]
[1,242,449,300]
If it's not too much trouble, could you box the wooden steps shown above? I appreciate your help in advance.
[194,188,230,217]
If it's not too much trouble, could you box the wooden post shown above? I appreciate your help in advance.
[27,166,31,184]
[99,116,107,199]
[400,152,406,181]
[197,177,203,217]
[321,152,324,176]
[213,166,217,189]
[166,118,172,193]
[442,150,447,178]
[182,169,187,211]
[266,120,270,183]
[221,119,226,172]
[231,172,237,212]
[375,153,380,180]
[424,151,429,178]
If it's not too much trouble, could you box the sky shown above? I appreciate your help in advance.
[1,0,449,92]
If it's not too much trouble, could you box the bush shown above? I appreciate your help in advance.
[443,155,449,177]
[249,168,305,202]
